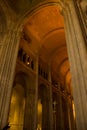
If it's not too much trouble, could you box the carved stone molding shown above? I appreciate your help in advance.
[0,6,7,42]
[74,0,87,42]
[79,0,87,20]
[61,1,87,129]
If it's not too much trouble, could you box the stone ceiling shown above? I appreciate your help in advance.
[5,0,72,93]
[23,5,71,92]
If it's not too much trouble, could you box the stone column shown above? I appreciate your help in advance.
[40,63,53,130]
[24,56,38,130]
[67,100,72,130]
[47,63,53,130]
[0,28,21,129]
[24,87,36,130]
[62,0,87,129]
[57,87,65,130]
[62,97,70,130]
[42,94,48,130]
[67,100,76,130]
[47,86,53,130]
[54,93,61,130]
[35,55,39,130]
[55,93,64,130]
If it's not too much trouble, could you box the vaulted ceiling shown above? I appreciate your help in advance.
[23,5,71,93]
[5,0,72,93]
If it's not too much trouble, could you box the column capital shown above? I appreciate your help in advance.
[59,0,73,6]
[57,0,74,17]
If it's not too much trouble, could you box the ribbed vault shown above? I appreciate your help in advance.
[22,5,71,93]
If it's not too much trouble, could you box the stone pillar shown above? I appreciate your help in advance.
[0,28,21,129]
[67,100,72,130]
[62,97,70,130]
[24,87,36,130]
[24,56,38,130]
[54,94,61,130]
[67,100,76,130]
[35,55,39,130]
[47,63,53,130]
[62,0,87,129]
[57,87,65,130]
[42,93,48,130]
[47,86,53,130]
[39,63,53,130]
[55,93,64,130]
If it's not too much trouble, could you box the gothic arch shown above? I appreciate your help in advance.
[8,70,35,130]
[8,73,26,130]
[13,72,28,95]
[1,0,87,129]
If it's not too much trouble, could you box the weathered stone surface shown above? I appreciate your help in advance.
[62,1,87,129]
[0,6,7,44]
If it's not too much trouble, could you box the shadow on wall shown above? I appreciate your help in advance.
[1,122,10,130]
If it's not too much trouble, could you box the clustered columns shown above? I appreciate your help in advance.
[0,28,21,129]
[47,64,53,130]
[52,81,76,130]
[23,55,38,130]
[0,4,23,127]
[62,0,87,129]
[24,79,38,130]
[38,61,53,130]
[0,0,87,130]
[42,87,53,130]
[52,93,64,130]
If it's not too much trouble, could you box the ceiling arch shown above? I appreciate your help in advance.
[22,4,71,91]
[24,5,64,40]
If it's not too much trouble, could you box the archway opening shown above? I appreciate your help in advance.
[8,83,25,130]
[8,2,77,130]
